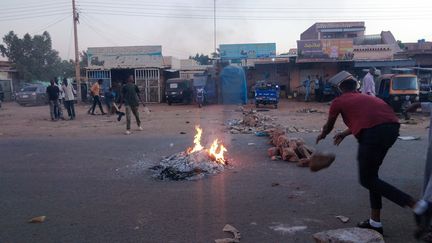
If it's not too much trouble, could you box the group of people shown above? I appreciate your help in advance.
[52,75,144,135]
[316,69,432,240]
[46,78,76,121]
[303,75,325,102]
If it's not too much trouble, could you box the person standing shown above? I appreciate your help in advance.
[119,75,144,135]
[316,73,426,235]
[314,75,321,102]
[303,75,311,102]
[54,78,65,120]
[46,80,60,121]
[361,67,376,96]
[406,102,432,239]
[90,79,106,115]
[62,78,76,120]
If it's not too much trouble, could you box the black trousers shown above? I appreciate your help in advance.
[91,95,104,114]
[357,123,413,209]
[64,100,75,118]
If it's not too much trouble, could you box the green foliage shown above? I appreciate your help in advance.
[0,31,74,81]
[397,40,405,49]
[189,53,211,65]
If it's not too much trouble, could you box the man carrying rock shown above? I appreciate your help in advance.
[316,72,428,236]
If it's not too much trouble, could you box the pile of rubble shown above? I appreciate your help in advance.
[227,110,276,134]
[150,150,226,181]
[266,128,315,167]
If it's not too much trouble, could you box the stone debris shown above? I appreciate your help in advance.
[215,224,241,243]
[335,215,350,223]
[266,128,315,166]
[297,108,322,113]
[28,216,46,223]
[313,227,385,243]
[309,152,336,172]
[150,150,226,181]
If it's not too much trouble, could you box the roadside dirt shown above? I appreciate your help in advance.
[0,100,428,139]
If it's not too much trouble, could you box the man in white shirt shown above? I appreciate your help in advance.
[361,67,376,96]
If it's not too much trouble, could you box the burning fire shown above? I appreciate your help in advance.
[187,125,227,165]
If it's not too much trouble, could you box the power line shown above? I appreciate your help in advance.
[0,1,69,11]
[0,12,70,22]
[81,10,432,21]
[79,14,119,46]
[31,13,71,34]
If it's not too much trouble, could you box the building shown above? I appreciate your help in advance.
[86,45,170,103]
[0,61,18,101]
[398,39,432,67]
[295,22,415,92]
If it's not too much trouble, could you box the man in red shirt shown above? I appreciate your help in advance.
[316,73,426,235]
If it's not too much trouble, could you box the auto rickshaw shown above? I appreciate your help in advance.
[375,74,420,111]
[254,81,280,109]
[165,78,193,105]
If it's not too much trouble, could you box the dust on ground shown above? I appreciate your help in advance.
[0,100,428,138]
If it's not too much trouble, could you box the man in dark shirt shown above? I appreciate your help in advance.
[316,73,426,235]
[46,79,60,121]
[119,75,145,135]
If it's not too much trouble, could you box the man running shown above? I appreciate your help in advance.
[316,72,427,235]
[119,75,144,135]
[90,79,106,115]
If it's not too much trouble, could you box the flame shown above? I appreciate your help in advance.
[187,126,204,154]
[186,125,227,165]
[208,139,227,165]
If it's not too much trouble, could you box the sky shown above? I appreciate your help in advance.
[1,0,432,60]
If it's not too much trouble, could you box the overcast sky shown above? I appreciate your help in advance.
[1,0,431,60]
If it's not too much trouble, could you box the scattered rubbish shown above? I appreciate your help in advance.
[247,143,256,146]
[215,224,241,243]
[297,108,322,113]
[271,182,280,187]
[180,132,187,134]
[186,121,190,124]
[313,227,384,243]
[398,136,421,141]
[227,110,276,134]
[134,226,140,230]
[256,109,270,112]
[255,131,269,137]
[269,224,307,235]
[28,216,46,223]
[143,107,150,114]
[250,222,257,226]
[400,119,418,125]
[309,152,336,172]
[169,143,174,147]
[335,215,350,223]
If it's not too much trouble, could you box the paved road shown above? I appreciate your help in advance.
[0,129,427,242]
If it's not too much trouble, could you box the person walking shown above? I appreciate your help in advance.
[119,75,144,135]
[62,78,76,120]
[90,79,106,115]
[406,102,432,239]
[46,79,60,121]
[303,75,311,102]
[316,73,427,235]
[361,67,376,96]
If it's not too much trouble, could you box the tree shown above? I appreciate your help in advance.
[189,53,211,65]
[0,31,68,81]
[397,40,405,50]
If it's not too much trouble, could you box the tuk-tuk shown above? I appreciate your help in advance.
[375,74,420,111]
[165,78,193,105]
[254,81,280,108]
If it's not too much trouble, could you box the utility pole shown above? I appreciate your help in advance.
[72,0,81,102]
[213,0,216,56]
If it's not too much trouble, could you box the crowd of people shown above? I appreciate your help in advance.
[45,75,145,135]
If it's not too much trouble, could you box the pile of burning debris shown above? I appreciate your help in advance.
[266,128,315,167]
[227,110,276,134]
[151,126,229,180]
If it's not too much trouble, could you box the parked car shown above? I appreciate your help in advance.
[375,74,420,111]
[165,78,193,105]
[16,85,48,106]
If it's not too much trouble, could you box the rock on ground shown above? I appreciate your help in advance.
[313,227,385,243]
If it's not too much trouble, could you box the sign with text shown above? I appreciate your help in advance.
[219,43,276,60]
